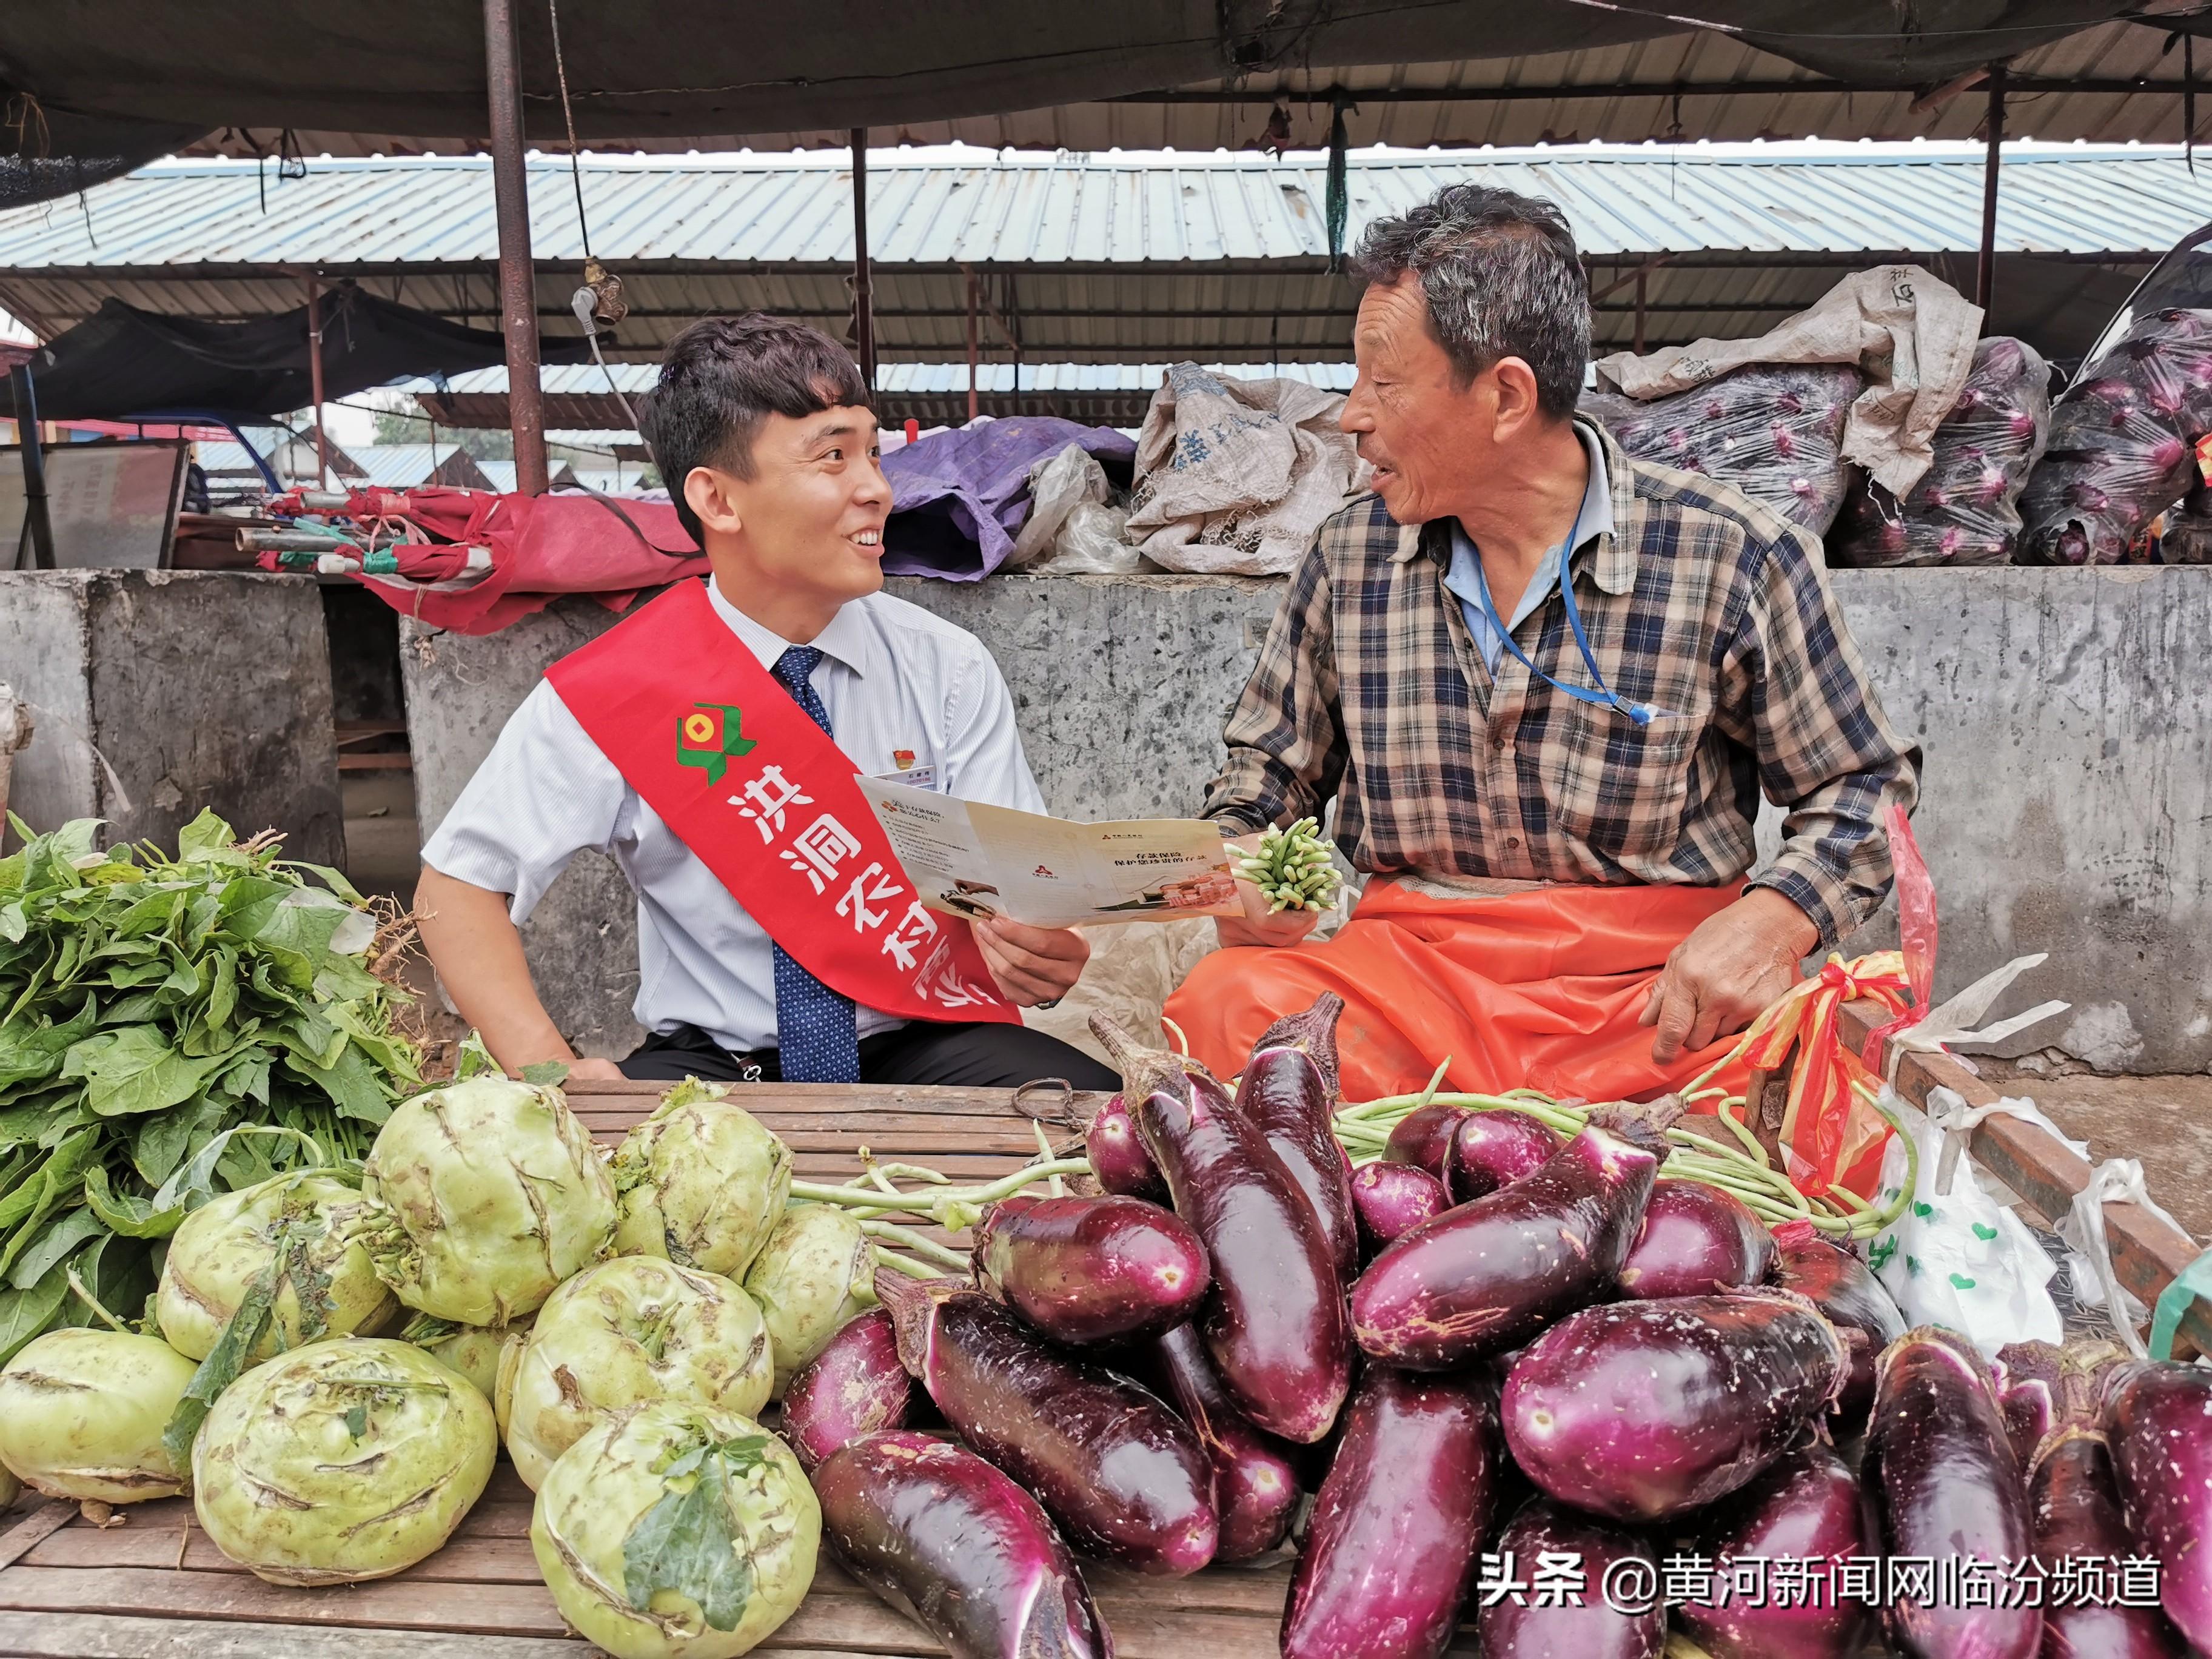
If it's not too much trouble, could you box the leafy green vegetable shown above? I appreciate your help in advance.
[0,809,420,1365]
[621,1433,776,1632]
[162,1257,278,1468]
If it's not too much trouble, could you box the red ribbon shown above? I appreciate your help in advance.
[1740,951,1912,1198]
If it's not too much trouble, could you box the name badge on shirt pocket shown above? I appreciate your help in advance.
[873,764,938,792]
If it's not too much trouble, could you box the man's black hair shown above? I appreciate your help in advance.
[1349,184,1590,420]
[639,312,870,546]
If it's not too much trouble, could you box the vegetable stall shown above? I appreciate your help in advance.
[5,817,2212,1659]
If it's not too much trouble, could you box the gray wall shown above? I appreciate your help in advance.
[1,570,344,866]
[403,568,2212,1074]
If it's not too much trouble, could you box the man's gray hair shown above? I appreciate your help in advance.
[1349,184,1590,420]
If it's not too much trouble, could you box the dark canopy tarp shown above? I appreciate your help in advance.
[0,1,2149,204]
[25,286,588,423]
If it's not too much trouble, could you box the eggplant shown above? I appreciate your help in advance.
[1615,1178,1775,1299]
[1143,1323,1301,1563]
[1085,1094,1167,1202]
[1995,1339,2064,1475]
[1865,1326,2041,1659]
[1350,1101,1674,1371]
[1382,1103,1469,1178]
[2033,1426,2188,1658]
[2106,1359,2212,1654]
[971,1194,1210,1346]
[874,1271,1218,1575]
[1350,1161,1450,1258]
[814,1430,1114,1659]
[1091,1016,1349,1444]
[1674,1443,1874,1659]
[1280,1365,1500,1659]
[1501,1290,1845,1521]
[780,1307,914,1472]
[1445,1110,1561,1203]
[1476,1498,1663,1659]
[1233,994,1358,1279]
[1768,1222,1906,1425]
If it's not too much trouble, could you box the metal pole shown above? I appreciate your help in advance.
[305,275,331,489]
[1634,269,1647,355]
[484,0,549,495]
[1976,64,2006,318]
[851,128,876,394]
[964,266,979,422]
[10,364,55,570]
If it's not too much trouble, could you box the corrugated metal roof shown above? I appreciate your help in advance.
[1,142,2203,273]
[414,360,1359,431]
[350,442,477,489]
[170,21,2212,155]
[432,361,1355,397]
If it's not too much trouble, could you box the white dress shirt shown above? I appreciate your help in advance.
[421,578,1048,1053]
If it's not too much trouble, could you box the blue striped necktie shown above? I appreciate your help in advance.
[766,645,861,1083]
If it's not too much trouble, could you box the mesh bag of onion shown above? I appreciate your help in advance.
[1831,337,2052,567]
[1581,362,1863,535]
[2018,307,2212,565]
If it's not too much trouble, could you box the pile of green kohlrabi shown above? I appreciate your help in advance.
[0,809,420,1364]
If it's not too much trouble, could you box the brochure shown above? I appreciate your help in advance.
[853,776,1241,929]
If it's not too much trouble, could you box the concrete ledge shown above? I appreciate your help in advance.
[0,570,344,867]
[401,567,2212,1074]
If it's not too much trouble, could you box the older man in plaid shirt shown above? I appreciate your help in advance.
[1165,185,1921,1104]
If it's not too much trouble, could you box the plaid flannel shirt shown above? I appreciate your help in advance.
[1202,419,1921,948]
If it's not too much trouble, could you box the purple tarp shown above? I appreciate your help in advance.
[882,415,1137,580]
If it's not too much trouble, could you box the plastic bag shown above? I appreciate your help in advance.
[1031,500,1139,575]
[2018,307,2212,565]
[1007,442,1110,568]
[1125,364,1367,575]
[1832,337,2051,567]
[2058,1158,2190,1356]
[1868,1086,2063,1358]
[1580,363,1863,534]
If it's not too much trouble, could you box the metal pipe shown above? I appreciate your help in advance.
[965,265,979,423]
[484,0,549,494]
[305,274,331,489]
[851,128,876,393]
[8,363,54,569]
[1634,269,1647,355]
[1977,64,2006,318]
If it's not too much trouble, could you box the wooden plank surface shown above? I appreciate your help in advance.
[1838,999,2212,1357]
[26,1046,2191,1659]
[0,1078,1297,1659]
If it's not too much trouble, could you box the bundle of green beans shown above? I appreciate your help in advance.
[1238,817,1344,913]
[1332,1080,1915,1242]
[787,1123,1088,1275]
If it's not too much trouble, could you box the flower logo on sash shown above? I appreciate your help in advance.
[674,702,757,784]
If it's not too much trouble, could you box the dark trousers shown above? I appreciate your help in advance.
[620,1019,1119,1091]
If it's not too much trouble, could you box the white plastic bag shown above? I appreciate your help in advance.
[1032,501,1139,575]
[2059,1159,2188,1356]
[1008,443,1110,568]
[1868,1086,2062,1357]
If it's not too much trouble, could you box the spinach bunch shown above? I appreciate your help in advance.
[0,809,420,1361]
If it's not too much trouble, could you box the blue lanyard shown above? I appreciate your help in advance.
[1467,543,1662,728]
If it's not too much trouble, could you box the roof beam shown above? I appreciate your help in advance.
[1106,76,2195,103]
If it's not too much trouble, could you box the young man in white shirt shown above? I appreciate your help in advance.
[415,313,1113,1090]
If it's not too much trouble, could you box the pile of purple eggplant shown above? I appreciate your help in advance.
[780,993,2212,1659]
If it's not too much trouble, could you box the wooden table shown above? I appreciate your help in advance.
[4,1037,2203,1658]
[0,1078,1344,1659]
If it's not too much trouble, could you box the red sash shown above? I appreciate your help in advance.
[546,580,1017,1026]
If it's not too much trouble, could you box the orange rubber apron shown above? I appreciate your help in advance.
[1164,876,1751,1105]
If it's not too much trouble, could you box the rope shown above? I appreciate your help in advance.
[547,0,592,261]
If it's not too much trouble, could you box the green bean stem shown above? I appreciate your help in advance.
[860,1219,970,1272]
